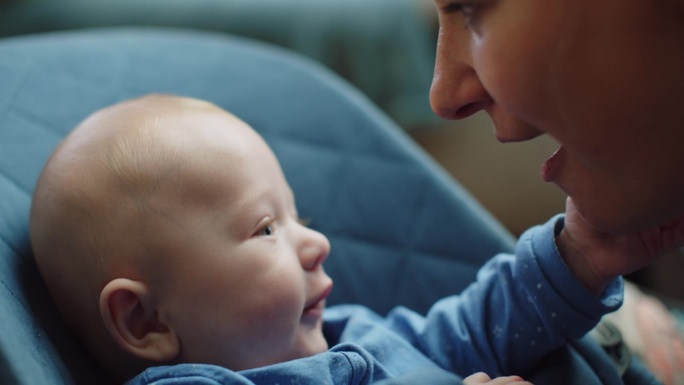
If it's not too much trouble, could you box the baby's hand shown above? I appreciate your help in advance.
[558,198,684,295]
[462,372,533,385]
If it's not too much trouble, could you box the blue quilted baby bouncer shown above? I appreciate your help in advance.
[0,28,659,384]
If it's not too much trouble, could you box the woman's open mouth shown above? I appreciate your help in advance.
[541,146,565,182]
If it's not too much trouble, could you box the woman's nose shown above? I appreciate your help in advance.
[429,28,490,119]
[298,227,330,271]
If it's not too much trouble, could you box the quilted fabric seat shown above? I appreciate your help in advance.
[0,27,514,384]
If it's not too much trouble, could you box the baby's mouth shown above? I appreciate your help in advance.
[303,283,333,317]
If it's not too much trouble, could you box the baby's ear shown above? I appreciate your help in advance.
[99,278,179,362]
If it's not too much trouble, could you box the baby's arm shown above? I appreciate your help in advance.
[462,372,533,385]
[374,213,623,377]
[558,198,684,295]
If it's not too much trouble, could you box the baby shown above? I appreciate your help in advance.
[30,95,639,384]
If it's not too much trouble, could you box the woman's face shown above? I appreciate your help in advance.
[430,0,684,232]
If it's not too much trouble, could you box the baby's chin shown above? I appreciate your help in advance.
[253,343,327,370]
[294,330,329,360]
[229,340,329,372]
[306,333,330,356]
[242,328,330,369]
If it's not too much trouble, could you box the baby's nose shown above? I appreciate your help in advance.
[299,229,330,271]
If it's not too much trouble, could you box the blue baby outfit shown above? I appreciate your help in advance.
[126,216,656,385]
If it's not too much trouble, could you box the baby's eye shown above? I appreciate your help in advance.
[254,224,274,237]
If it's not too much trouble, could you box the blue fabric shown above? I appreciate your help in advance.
[0,28,661,385]
[126,216,623,385]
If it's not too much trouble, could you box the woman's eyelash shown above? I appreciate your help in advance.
[443,3,473,13]
[441,1,482,25]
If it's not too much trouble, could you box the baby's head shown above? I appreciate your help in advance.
[30,95,332,381]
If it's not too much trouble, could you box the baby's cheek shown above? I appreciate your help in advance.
[253,281,302,329]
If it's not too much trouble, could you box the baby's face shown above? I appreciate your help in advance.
[147,110,332,370]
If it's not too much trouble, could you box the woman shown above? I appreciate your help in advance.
[429,0,684,236]
[428,3,684,381]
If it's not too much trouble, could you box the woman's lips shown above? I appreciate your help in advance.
[541,146,564,182]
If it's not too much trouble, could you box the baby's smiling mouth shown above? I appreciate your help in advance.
[303,283,333,318]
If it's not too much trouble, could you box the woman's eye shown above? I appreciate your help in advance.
[441,2,480,26]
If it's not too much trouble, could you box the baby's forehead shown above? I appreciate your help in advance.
[119,112,264,193]
[84,95,275,194]
[102,99,254,160]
